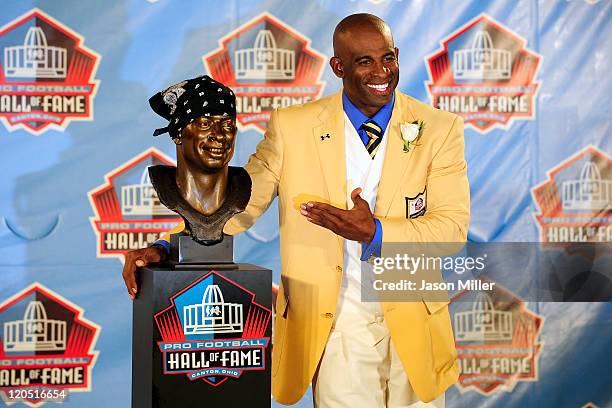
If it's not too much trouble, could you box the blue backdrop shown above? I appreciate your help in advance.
[0,0,610,407]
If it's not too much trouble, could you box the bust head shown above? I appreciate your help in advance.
[147,76,250,245]
[174,115,237,172]
[149,75,239,215]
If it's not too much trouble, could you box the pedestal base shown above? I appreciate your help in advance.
[170,233,234,264]
[132,264,272,408]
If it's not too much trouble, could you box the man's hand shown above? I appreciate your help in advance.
[300,188,375,242]
[122,246,167,300]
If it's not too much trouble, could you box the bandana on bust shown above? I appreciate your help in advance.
[149,75,236,138]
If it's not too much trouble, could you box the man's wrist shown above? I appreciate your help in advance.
[365,219,376,242]
[152,240,170,252]
[151,241,170,262]
[360,219,382,262]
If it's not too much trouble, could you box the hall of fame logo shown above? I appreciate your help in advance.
[532,145,611,243]
[88,148,181,260]
[425,14,541,133]
[452,280,543,394]
[154,272,271,387]
[0,283,99,406]
[203,12,326,133]
[0,8,100,135]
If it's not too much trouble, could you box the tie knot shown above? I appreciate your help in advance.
[362,120,382,136]
[361,120,383,159]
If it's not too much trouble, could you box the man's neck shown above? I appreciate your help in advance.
[342,91,395,134]
[175,161,228,216]
[350,100,380,118]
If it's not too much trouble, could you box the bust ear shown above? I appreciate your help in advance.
[173,137,182,145]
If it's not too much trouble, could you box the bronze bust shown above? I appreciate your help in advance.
[147,75,251,245]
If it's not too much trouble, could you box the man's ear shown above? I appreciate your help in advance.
[329,56,344,79]
[395,47,399,58]
[173,137,182,145]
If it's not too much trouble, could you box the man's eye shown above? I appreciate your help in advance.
[198,120,211,128]
[384,55,396,62]
[359,60,371,66]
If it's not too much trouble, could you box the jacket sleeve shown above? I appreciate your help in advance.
[379,116,470,244]
[223,108,284,235]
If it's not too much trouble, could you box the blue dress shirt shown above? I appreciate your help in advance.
[342,92,395,261]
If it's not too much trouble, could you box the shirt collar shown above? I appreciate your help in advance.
[342,91,395,134]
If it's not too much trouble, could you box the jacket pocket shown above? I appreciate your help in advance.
[423,300,449,315]
[424,300,457,373]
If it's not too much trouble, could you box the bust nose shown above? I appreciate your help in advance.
[207,123,227,142]
[212,130,225,141]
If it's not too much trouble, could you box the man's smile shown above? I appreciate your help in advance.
[366,82,391,95]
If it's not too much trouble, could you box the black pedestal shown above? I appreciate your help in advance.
[132,264,272,408]
[169,234,234,264]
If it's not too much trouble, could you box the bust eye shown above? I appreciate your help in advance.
[198,119,212,128]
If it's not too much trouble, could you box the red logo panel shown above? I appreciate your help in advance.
[0,8,100,135]
[0,283,100,406]
[88,148,181,260]
[203,12,326,133]
[425,14,541,133]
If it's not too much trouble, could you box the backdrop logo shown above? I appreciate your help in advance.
[532,145,611,243]
[425,14,541,133]
[88,148,181,260]
[155,272,271,387]
[0,283,99,406]
[452,280,543,394]
[203,12,326,133]
[0,8,100,135]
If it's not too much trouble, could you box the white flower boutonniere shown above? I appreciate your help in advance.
[400,120,424,152]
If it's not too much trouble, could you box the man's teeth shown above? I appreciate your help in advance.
[367,83,389,91]
[204,147,224,153]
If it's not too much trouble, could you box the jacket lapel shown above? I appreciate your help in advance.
[312,92,346,254]
[375,92,417,217]
[312,92,347,210]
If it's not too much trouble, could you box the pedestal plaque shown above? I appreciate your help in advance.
[132,234,272,408]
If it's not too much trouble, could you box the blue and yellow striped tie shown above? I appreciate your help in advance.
[362,120,383,159]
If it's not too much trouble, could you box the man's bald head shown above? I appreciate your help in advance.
[329,14,399,117]
[333,13,393,57]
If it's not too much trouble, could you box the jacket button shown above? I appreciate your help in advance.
[322,313,334,319]
[336,265,343,273]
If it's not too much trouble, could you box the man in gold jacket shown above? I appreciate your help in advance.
[123,13,469,408]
